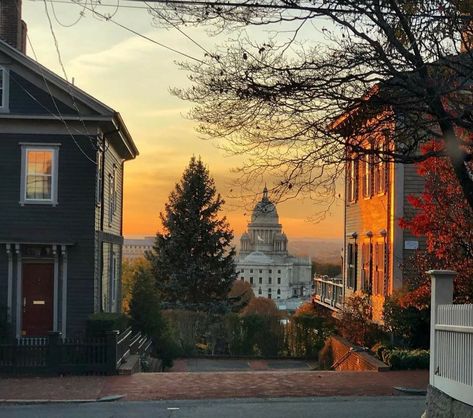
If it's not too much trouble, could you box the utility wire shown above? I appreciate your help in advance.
[25,30,98,164]
[66,0,207,63]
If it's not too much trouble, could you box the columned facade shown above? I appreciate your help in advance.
[236,187,312,301]
[2,242,70,338]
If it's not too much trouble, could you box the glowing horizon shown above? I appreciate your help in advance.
[22,1,344,239]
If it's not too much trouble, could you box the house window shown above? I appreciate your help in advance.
[361,242,373,293]
[250,269,253,273]
[269,269,272,273]
[373,142,388,195]
[258,287,262,295]
[241,269,244,273]
[277,288,281,295]
[110,249,119,312]
[259,269,262,273]
[250,277,253,284]
[108,165,117,226]
[277,270,281,274]
[259,277,262,284]
[241,277,244,281]
[20,146,59,205]
[268,277,272,284]
[362,157,373,198]
[347,158,358,202]
[347,242,358,290]
[96,150,103,206]
[0,67,10,112]
[277,277,281,284]
[373,241,386,296]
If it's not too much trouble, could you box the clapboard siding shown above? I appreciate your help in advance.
[8,71,77,115]
[402,163,426,281]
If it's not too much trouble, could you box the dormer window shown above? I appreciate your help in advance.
[0,67,10,112]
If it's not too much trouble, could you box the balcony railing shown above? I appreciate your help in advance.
[313,276,343,311]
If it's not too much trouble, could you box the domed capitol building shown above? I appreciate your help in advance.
[236,187,312,300]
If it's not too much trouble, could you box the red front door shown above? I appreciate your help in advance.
[22,263,54,336]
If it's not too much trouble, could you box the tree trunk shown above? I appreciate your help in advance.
[433,99,473,212]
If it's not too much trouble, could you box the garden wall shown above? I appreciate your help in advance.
[326,335,389,371]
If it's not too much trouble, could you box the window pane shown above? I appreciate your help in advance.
[27,151,52,176]
[26,175,52,199]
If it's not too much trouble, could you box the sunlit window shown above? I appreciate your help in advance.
[21,146,59,205]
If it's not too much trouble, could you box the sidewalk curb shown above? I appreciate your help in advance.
[393,387,427,396]
[0,395,125,405]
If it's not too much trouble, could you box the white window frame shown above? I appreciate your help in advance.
[20,144,59,206]
[0,67,10,113]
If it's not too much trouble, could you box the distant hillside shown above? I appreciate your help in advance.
[288,239,343,264]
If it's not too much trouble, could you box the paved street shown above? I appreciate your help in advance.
[0,370,428,401]
[0,397,426,418]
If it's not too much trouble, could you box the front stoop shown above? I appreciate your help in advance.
[118,354,141,375]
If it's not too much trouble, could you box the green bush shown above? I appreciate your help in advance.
[129,266,178,368]
[380,348,429,370]
[383,295,430,349]
[86,312,130,336]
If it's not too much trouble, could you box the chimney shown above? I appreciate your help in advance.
[0,0,27,53]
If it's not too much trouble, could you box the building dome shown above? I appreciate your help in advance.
[243,251,274,265]
[251,186,279,224]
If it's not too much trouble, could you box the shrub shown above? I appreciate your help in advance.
[285,312,334,359]
[86,312,129,336]
[337,293,387,347]
[380,348,429,370]
[383,294,430,349]
[129,266,177,368]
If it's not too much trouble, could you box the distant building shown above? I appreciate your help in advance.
[123,237,154,260]
[236,187,312,300]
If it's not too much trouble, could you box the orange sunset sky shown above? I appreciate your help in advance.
[23,0,344,238]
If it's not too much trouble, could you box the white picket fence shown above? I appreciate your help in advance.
[429,271,473,407]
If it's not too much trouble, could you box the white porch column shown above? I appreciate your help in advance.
[427,270,456,385]
[61,245,68,337]
[15,244,21,338]
[6,244,13,320]
[53,245,59,332]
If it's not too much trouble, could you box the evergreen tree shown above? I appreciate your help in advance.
[147,157,236,309]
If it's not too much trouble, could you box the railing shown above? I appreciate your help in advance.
[428,270,473,407]
[313,276,343,310]
[0,327,151,376]
[116,327,133,367]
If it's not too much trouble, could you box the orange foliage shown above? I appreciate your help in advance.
[241,297,280,317]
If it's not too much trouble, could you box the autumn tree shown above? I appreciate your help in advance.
[400,141,473,304]
[147,157,236,310]
[125,0,473,214]
[227,280,255,312]
[241,297,280,317]
[122,258,151,313]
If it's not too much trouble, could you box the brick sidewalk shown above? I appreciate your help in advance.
[0,370,428,401]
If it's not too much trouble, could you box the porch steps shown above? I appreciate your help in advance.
[117,354,141,375]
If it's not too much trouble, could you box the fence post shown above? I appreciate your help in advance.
[106,330,119,375]
[427,270,456,386]
[47,331,62,375]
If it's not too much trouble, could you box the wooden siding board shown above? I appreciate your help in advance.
[8,71,77,116]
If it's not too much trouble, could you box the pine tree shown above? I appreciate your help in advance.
[147,157,236,310]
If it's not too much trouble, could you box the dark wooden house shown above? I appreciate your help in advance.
[0,1,139,338]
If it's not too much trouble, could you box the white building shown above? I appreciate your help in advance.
[123,237,154,260]
[236,187,312,300]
